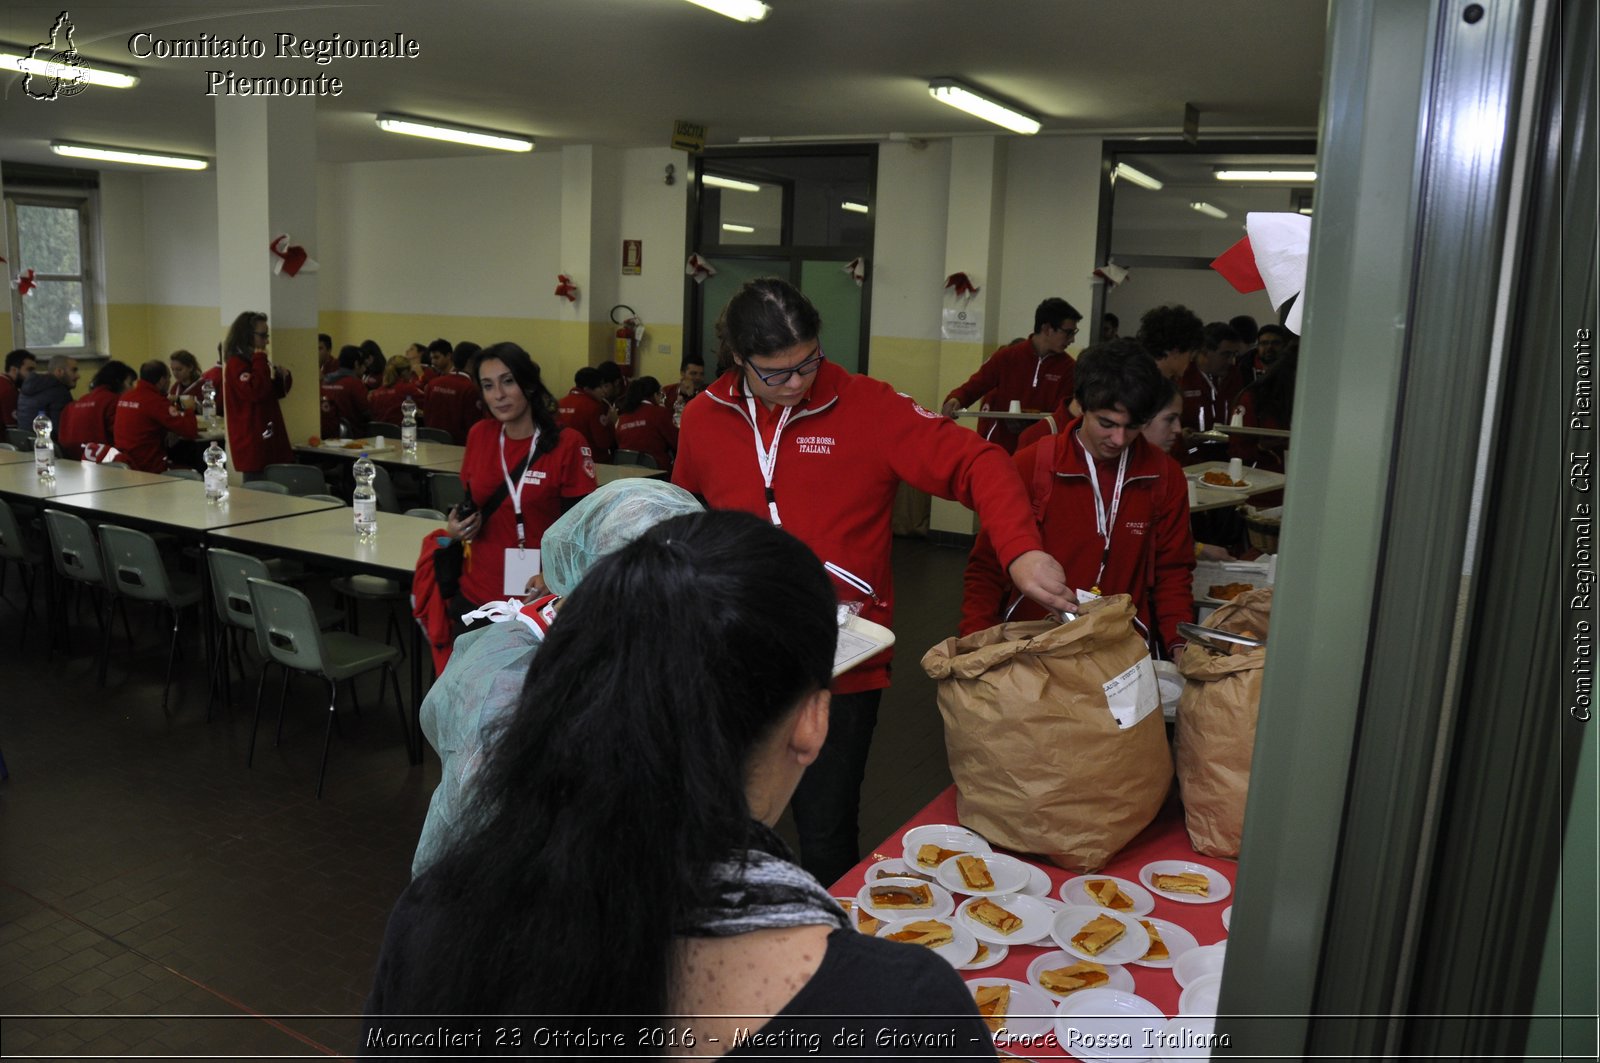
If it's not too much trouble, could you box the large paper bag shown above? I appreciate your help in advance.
[1175,587,1273,857]
[922,595,1171,872]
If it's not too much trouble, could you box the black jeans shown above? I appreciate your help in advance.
[790,688,882,889]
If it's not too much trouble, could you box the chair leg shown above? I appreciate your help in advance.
[247,663,271,767]
[386,663,411,761]
[274,669,291,746]
[97,592,113,687]
[161,605,182,712]
[316,677,338,800]
[116,596,134,647]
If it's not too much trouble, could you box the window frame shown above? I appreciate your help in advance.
[4,187,101,357]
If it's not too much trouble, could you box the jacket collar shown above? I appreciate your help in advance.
[1050,418,1165,482]
[702,358,844,425]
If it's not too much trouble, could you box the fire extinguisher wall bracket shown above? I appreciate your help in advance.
[610,304,642,376]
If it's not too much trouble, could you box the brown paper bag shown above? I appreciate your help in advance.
[1175,587,1273,857]
[922,595,1172,872]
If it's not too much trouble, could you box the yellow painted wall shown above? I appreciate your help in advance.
[105,304,226,366]
[866,334,943,407]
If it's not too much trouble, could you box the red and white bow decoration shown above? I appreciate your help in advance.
[554,274,580,302]
[269,234,316,277]
[15,269,36,296]
[1211,212,1311,334]
[944,272,980,300]
[685,253,717,285]
[842,257,866,288]
[1092,262,1130,288]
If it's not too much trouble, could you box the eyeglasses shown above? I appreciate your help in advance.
[1056,324,1079,339]
[743,346,824,386]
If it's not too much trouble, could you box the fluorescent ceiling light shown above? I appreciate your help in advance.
[721,223,755,233]
[703,174,762,192]
[375,113,533,152]
[1113,162,1164,190]
[927,78,1040,135]
[1214,169,1318,182]
[683,0,770,21]
[0,50,139,88]
[1189,201,1228,219]
[51,141,207,170]
[841,201,870,214]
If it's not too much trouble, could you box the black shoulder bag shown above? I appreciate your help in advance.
[432,449,534,601]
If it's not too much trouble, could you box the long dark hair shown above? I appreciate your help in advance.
[222,311,266,361]
[413,510,836,1016]
[619,375,661,414]
[714,277,820,374]
[1245,341,1299,426]
[90,360,136,393]
[469,342,560,458]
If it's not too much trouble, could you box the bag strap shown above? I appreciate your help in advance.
[474,447,535,523]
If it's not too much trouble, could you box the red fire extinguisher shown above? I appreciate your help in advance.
[611,304,642,377]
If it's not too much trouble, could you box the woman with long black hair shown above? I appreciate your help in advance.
[365,510,989,1054]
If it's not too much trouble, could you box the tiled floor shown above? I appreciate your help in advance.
[0,535,967,1059]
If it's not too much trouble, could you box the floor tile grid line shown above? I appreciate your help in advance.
[0,881,347,1059]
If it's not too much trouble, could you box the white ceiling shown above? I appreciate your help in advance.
[0,0,1329,168]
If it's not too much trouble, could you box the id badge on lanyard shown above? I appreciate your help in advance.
[747,396,793,526]
[500,428,543,596]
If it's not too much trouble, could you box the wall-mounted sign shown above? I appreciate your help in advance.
[622,240,642,275]
[671,120,707,153]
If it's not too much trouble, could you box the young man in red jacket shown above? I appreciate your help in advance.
[114,361,199,473]
[556,366,616,464]
[320,345,371,438]
[940,297,1081,453]
[674,278,1075,886]
[421,343,480,444]
[60,361,137,461]
[962,338,1195,657]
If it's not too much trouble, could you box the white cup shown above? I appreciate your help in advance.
[1007,399,1022,414]
[1228,457,1244,481]
[369,434,386,451]
[1230,409,1244,427]
[1187,479,1198,505]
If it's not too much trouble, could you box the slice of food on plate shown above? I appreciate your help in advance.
[884,919,953,948]
[969,942,989,964]
[968,898,1024,935]
[1151,871,1210,896]
[957,855,995,891]
[870,882,933,909]
[916,843,963,867]
[1038,961,1110,995]
[1084,878,1135,911]
[1139,919,1170,961]
[1072,913,1127,955]
[974,984,1010,1035]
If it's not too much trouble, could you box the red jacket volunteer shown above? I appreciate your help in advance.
[114,379,198,473]
[962,420,1195,650]
[614,401,677,473]
[456,419,598,606]
[369,379,424,427]
[556,388,615,464]
[674,360,1044,696]
[943,338,1076,453]
[224,353,293,473]
[58,386,121,461]
[422,373,480,444]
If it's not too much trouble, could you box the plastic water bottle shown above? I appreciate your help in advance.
[31,412,54,482]
[352,453,378,542]
[400,395,418,455]
[203,441,229,504]
[200,379,218,427]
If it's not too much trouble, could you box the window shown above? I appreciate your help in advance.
[5,191,98,353]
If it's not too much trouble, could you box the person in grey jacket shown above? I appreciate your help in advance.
[16,354,79,438]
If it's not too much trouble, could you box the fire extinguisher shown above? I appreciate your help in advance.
[611,304,643,377]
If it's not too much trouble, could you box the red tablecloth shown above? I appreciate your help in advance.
[830,786,1235,1059]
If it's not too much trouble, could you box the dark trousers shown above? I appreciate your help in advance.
[789,688,882,889]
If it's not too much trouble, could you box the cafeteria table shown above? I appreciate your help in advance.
[294,439,466,472]
[835,787,1234,1060]
[40,477,345,532]
[0,460,174,501]
[0,449,36,466]
[1183,460,1286,514]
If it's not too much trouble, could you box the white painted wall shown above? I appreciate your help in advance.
[141,173,219,308]
[869,139,952,340]
[617,146,689,331]
[996,136,1104,341]
[98,173,146,307]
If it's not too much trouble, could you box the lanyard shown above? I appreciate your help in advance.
[1077,433,1129,592]
[499,427,541,550]
[745,395,793,526]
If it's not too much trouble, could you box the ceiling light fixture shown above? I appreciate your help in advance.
[0,49,139,88]
[375,113,533,152]
[1214,169,1318,182]
[702,174,762,192]
[50,141,207,170]
[927,78,1041,135]
[1189,201,1228,219]
[721,222,755,233]
[1113,162,1164,191]
[683,0,770,22]
[841,201,870,214]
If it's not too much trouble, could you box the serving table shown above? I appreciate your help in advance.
[1182,461,1286,514]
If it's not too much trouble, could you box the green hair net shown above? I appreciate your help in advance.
[540,477,703,595]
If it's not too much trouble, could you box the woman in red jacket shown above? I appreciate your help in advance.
[613,375,677,474]
[368,355,426,426]
[222,311,294,477]
[58,360,136,461]
[443,343,597,619]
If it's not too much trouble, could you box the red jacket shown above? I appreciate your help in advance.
[674,360,1044,695]
[422,373,480,445]
[0,375,16,428]
[369,380,425,426]
[319,371,369,438]
[944,338,1076,453]
[1180,361,1244,464]
[961,420,1195,652]
[614,401,677,473]
[113,379,198,473]
[196,366,225,417]
[58,386,121,460]
[224,352,293,473]
[556,388,615,464]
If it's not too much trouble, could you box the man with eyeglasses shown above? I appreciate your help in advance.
[940,298,1082,454]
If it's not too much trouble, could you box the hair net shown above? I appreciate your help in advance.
[540,478,703,595]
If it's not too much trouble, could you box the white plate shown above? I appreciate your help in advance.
[1019,862,1054,897]
[1138,860,1232,904]
[833,896,884,936]
[957,939,1009,971]
[1049,905,1151,966]
[1054,988,1165,1063]
[955,893,1057,945]
[1221,905,1232,931]
[901,823,992,871]
[1061,874,1157,916]
[1153,660,1185,721]
[1179,972,1222,1016]
[877,915,976,969]
[1152,1015,1218,1060]
[1191,473,1252,492]
[1025,949,1136,1001]
[1132,917,1199,969]
[935,852,1032,896]
[1174,942,1226,988]
[856,876,954,918]
[865,857,934,883]
[964,977,1056,1043]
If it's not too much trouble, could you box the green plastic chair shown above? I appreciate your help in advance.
[368,422,401,439]
[612,448,660,470]
[99,524,203,708]
[245,576,407,797]
[206,548,344,717]
[241,480,290,495]
[416,427,453,445]
[42,509,112,663]
[265,463,327,496]
[305,494,345,505]
[403,507,447,522]
[429,472,465,514]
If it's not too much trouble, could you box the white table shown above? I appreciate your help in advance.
[952,409,1052,421]
[1184,460,1287,513]
[0,461,173,501]
[42,478,346,532]
[295,440,466,471]
[0,449,36,466]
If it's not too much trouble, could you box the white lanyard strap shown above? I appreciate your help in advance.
[499,427,541,549]
[745,396,793,526]
[1077,433,1129,590]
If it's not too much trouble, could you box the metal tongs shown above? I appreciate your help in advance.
[1178,621,1266,652]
